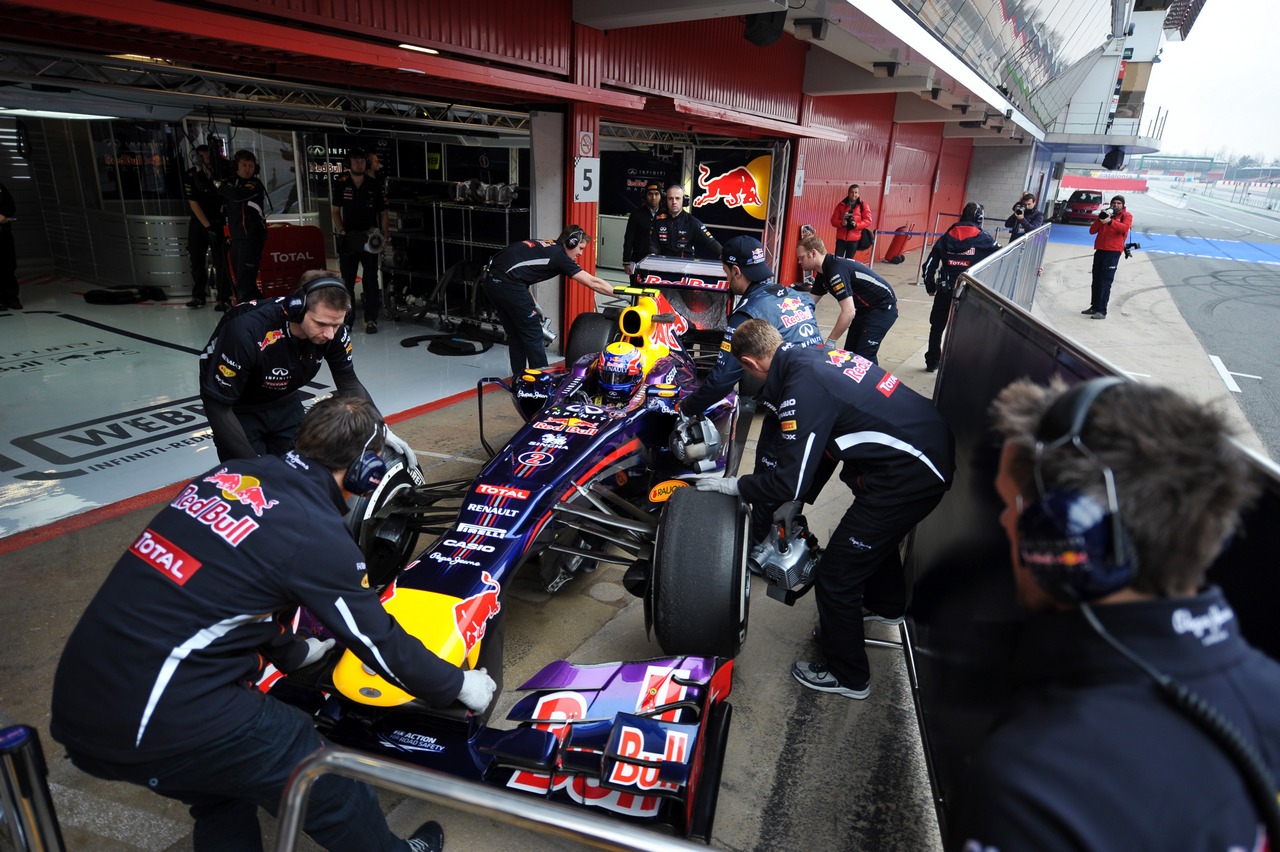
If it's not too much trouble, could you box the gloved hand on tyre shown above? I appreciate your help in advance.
[696,476,739,497]
[382,427,418,472]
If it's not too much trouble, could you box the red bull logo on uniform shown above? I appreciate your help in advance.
[780,297,804,313]
[259,330,284,351]
[453,571,501,654]
[204,469,280,516]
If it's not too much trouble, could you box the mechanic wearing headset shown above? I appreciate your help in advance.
[483,226,614,377]
[796,233,898,364]
[198,269,415,466]
[952,377,1279,850]
[649,185,722,259]
[51,396,491,852]
[921,201,998,372]
[681,236,824,552]
[700,319,953,700]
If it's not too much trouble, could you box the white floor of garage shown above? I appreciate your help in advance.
[0,271,544,539]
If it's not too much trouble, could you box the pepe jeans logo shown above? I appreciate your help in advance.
[1171,604,1234,647]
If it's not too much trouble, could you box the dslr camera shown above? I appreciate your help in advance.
[1012,202,1025,215]
[1097,208,1111,221]
[843,212,854,229]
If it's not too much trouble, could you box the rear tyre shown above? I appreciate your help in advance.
[564,312,616,368]
[652,488,749,657]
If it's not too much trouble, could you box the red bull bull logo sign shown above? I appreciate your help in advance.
[204,469,280,516]
[691,155,770,220]
[453,571,502,654]
[170,471,280,547]
[259,330,285,350]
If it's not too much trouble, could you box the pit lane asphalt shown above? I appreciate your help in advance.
[2,209,1252,850]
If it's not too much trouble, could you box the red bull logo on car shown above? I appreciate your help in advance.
[691,155,770,220]
[453,570,502,654]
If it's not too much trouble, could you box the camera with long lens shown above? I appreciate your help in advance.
[1098,208,1111,221]
[1012,202,1025,215]
[843,213,854,229]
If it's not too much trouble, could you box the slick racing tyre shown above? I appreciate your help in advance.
[652,487,750,657]
[564,312,616,368]
[346,456,422,589]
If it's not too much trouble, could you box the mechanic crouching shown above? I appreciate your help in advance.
[679,236,824,555]
[699,319,954,699]
[50,397,493,852]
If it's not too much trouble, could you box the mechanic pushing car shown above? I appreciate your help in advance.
[198,269,416,466]
[483,225,615,377]
[680,236,824,557]
[50,397,494,852]
[699,319,954,700]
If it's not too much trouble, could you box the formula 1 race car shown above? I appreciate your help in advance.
[263,258,749,839]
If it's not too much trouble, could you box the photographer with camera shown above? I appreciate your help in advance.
[1003,191,1044,242]
[829,184,874,260]
[1083,195,1133,320]
[332,147,388,334]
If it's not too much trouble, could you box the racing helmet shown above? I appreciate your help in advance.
[597,342,644,403]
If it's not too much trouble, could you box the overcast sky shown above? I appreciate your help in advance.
[1142,0,1280,161]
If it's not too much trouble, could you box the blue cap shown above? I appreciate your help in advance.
[721,236,772,282]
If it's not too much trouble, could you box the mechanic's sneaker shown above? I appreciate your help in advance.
[924,362,938,373]
[791,661,869,699]
[186,298,206,308]
[862,607,905,627]
[406,820,444,852]
[365,321,378,334]
[1090,311,1107,320]
[747,540,770,576]
[1081,306,1097,314]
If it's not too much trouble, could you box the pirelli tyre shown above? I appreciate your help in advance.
[564,312,616,368]
[345,456,422,589]
[652,487,750,657]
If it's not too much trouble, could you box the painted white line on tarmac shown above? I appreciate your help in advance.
[1229,370,1263,380]
[1210,355,1242,393]
[419,450,489,465]
[1121,371,1152,378]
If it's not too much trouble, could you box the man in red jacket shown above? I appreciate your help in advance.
[829,184,873,259]
[1084,195,1133,319]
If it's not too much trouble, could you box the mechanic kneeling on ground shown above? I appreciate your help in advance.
[50,396,496,852]
[679,236,824,558]
[699,319,954,699]
[795,234,898,364]
[198,269,414,465]
[483,225,614,378]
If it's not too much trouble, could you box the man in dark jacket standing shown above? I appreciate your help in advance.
[51,396,493,852]
[1003,191,1044,241]
[650,185,722,258]
[183,144,231,309]
[623,181,663,281]
[331,147,388,334]
[922,202,998,372]
[1083,195,1133,319]
[221,149,268,304]
[699,319,954,699]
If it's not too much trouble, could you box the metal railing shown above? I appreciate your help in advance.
[966,222,1050,311]
[1045,102,1168,140]
[275,747,713,852]
[0,726,65,852]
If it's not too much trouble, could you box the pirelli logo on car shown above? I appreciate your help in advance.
[781,419,797,432]
[648,479,689,503]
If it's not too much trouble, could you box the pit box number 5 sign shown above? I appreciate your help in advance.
[574,157,600,203]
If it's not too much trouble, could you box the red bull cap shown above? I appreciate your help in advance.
[722,235,772,283]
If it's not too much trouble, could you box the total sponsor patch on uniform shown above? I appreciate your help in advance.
[877,374,899,397]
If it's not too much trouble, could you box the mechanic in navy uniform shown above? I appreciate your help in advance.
[199,269,414,465]
[0,178,18,310]
[51,396,492,852]
[330,147,388,334]
[952,377,1280,850]
[623,180,663,282]
[921,202,998,372]
[649,185,722,259]
[482,225,615,378]
[700,319,954,700]
[796,233,898,364]
[184,144,232,310]
[220,149,269,304]
[681,236,823,549]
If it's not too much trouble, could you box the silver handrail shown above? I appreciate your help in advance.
[0,726,66,852]
[275,747,715,852]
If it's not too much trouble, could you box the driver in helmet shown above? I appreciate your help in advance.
[596,341,645,405]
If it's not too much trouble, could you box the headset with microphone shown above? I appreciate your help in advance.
[343,423,387,495]
[284,276,348,324]
[560,225,587,250]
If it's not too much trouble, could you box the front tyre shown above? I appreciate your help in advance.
[564,312,616,368]
[652,488,749,657]
[346,458,421,589]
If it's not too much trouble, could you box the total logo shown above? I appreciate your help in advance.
[477,483,530,500]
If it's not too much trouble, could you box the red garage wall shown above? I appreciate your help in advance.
[880,123,945,260]
[928,137,975,244]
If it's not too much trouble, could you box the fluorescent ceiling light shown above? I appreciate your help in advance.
[0,108,116,120]
[398,43,439,55]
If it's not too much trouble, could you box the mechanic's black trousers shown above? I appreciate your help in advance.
[925,287,954,368]
[1090,249,1121,315]
[844,304,898,365]
[483,275,548,377]
[815,491,944,690]
[339,249,382,323]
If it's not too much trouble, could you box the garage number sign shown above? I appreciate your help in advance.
[574,157,600,203]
